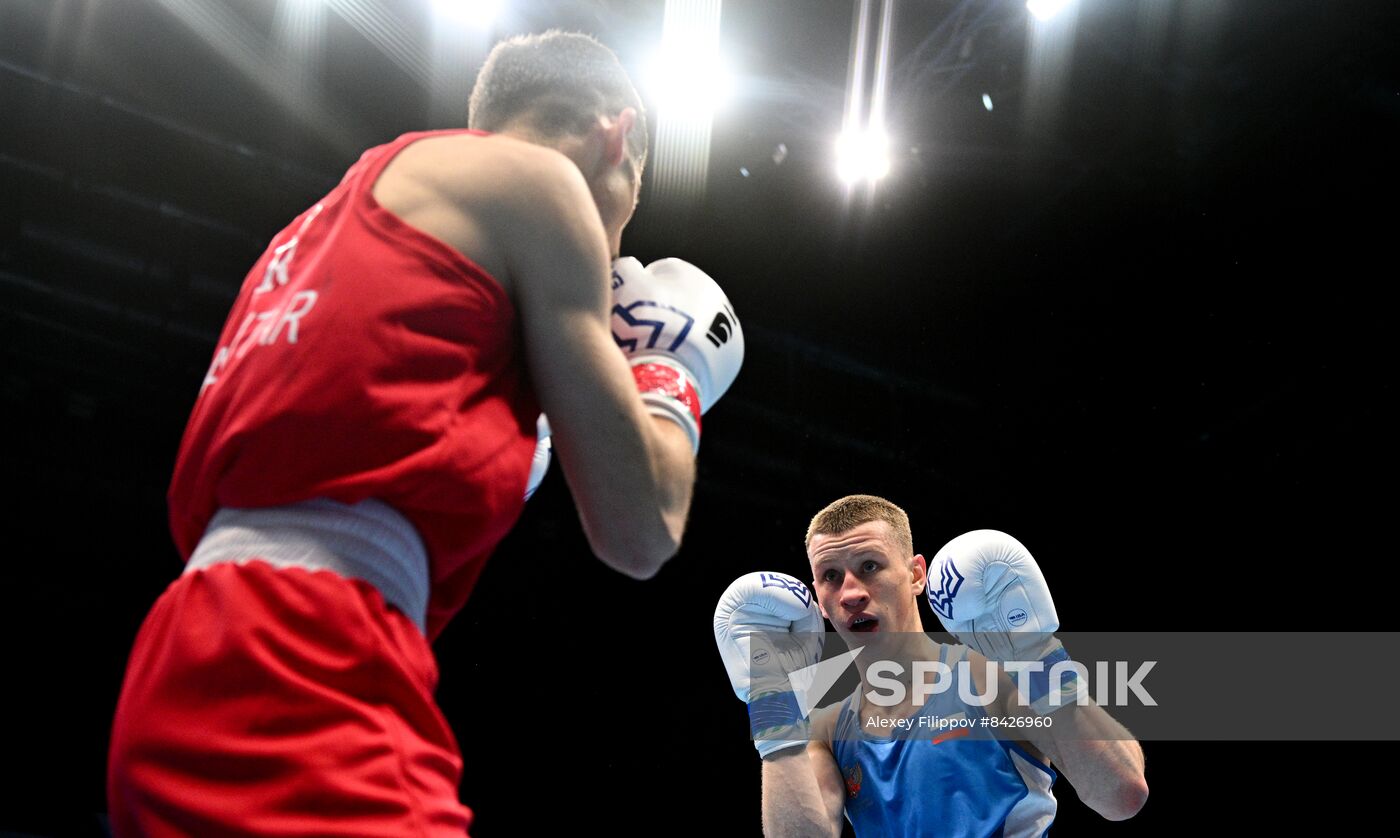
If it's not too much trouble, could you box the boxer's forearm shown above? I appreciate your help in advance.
[640,414,697,551]
[1036,702,1148,821]
[761,748,842,838]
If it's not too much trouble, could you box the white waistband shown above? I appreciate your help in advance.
[185,498,429,633]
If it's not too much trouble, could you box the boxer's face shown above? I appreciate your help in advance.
[584,107,642,258]
[591,162,640,258]
[808,520,927,641]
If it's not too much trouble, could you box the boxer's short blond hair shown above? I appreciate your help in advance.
[805,495,913,557]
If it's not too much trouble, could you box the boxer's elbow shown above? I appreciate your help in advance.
[581,463,689,578]
[1092,775,1148,821]
[599,545,677,580]
[589,518,681,580]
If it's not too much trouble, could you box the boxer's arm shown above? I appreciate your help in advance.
[493,149,694,576]
[1026,701,1147,821]
[976,650,1149,821]
[761,707,844,837]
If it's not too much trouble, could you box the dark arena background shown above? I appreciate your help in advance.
[2,0,1396,835]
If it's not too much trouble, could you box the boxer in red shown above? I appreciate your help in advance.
[108,31,744,836]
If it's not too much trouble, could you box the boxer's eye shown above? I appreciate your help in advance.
[821,569,839,583]
[861,560,878,573]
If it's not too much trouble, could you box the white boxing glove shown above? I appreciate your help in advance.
[713,572,824,757]
[524,414,552,501]
[925,530,1086,713]
[611,257,745,452]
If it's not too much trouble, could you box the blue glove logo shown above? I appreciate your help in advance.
[758,572,812,607]
[612,300,695,353]
[926,558,965,621]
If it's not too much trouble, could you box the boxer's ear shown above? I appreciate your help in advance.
[600,107,635,168]
[911,554,927,597]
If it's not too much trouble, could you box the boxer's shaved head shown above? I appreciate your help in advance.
[806,494,913,557]
[469,30,649,175]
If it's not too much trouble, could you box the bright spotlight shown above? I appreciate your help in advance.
[835,128,890,184]
[649,0,724,205]
[431,0,502,30]
[647,48,733,119]
[1027,0,1070,21]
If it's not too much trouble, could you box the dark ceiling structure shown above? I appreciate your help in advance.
[3,0,1396,834]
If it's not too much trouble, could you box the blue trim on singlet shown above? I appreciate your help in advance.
[1005,740,1057,781]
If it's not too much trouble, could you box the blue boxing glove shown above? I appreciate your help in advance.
[611,257,744,452]
[713,572,825,757]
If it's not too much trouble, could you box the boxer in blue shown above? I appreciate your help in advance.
[714,495,1147,835]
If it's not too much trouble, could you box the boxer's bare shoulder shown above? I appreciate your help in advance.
[809,701,841,750]
[372,133,592,295]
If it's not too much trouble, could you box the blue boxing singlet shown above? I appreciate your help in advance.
[830,642,1058,836]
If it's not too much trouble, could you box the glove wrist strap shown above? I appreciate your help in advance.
[748,690,810,758]
[999,643,1089,715]
[630,357,702,453]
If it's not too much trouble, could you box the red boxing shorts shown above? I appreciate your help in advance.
[108,560,472,836]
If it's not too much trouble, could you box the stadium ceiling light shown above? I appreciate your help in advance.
[647,2,731,120]
[837,0,895,186]
[431,0,502,30]
[835,128,890,185]
[647,48,733,120]
[649,0,726,206]
[1026,0,1071,22]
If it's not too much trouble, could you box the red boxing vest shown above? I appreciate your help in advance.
[169,130,539,639]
